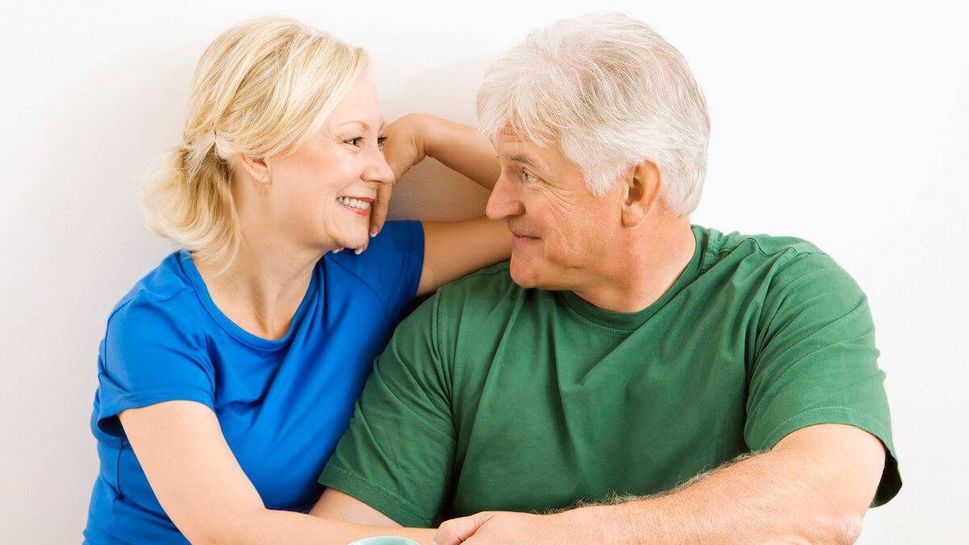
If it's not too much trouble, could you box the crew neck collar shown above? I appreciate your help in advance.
[557,225,705,331]
[178,250,320,350]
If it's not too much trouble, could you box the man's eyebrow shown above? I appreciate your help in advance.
[506,154,536,167]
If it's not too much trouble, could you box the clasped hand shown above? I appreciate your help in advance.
[434,509,600,545]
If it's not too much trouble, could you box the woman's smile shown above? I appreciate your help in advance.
[337,195,373,216]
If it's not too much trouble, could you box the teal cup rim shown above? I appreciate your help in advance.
[345,536,422,545]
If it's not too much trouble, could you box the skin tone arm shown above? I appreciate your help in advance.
[119,401,437,545]
[434,424,886,545]
[370,114,512,296]
[312,424,885,545]
[124,117,506,545]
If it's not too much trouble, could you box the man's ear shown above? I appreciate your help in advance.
[621,159,662,227]
[237,154,272,187]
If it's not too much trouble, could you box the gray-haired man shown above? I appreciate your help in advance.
[312,12,900,545]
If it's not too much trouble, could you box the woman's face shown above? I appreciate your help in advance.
[260,74,393,254]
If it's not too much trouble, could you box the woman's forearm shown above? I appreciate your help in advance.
[417,114,500,190]
[119,401,434,545]
[230,509,435,545]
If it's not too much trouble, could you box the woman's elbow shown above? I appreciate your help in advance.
[179,507,266,545]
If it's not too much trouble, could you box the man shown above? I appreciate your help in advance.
[311,12,901,545]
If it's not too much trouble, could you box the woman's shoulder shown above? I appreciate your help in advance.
[107,251,203,334]
[95,252,218,431]
[323,220,425,311]
[325,220,424,268]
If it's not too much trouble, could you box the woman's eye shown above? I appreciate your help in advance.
[343,137,364,147]
[377,136,387,149]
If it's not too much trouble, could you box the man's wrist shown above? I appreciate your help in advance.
[561,504,629,545]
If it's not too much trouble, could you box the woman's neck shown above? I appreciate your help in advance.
[194,236,320,341]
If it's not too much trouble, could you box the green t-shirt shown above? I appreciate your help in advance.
[319,225,901,527]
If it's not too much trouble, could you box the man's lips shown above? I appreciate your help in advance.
[510,231,541,247]
[509,224,540,238]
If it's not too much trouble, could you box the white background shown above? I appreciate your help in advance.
[1,1,966,543]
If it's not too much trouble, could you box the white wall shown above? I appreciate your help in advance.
[1,1,966,543]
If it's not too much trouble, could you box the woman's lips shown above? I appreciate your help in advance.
[337,195,373,217]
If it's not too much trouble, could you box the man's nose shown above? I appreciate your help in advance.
[485,172,524,220]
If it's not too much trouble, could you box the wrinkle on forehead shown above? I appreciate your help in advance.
[496,131,556,175]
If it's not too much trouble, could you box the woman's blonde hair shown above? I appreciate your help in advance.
[143,17,369,270]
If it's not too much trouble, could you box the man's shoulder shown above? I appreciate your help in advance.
[698,226,850,282]
[700,226,827,264]
[696,226,865,314]
[400,260,535,347]
[432,260,523,309]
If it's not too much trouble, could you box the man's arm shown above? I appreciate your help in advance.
[435,423,885,545]
[316,290,459,528]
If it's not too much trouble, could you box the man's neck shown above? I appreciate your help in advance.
[571,214,696,313]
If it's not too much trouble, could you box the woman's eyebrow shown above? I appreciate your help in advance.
[335,120,386,131]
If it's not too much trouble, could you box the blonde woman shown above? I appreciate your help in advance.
[83,17,508,545]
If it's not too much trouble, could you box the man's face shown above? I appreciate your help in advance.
[486,129,624,290]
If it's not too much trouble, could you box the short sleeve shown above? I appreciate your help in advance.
[318,294,455,527]
[95,296,216,438]
[744,252,901,506]
[328,220,425,320]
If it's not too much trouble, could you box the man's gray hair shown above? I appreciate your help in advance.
[477,12,710,215]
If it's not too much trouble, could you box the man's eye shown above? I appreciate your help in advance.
[343,137,364,147]
[520,168,539,184]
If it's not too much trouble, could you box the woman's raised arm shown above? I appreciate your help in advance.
[376,114,511,295]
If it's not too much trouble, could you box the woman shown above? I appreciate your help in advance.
[83,17,508,545]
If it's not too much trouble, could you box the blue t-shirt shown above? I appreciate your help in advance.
[83,221,425,545]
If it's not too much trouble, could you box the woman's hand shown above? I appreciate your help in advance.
[369,114,430,238]
[382,114,430,181]
[370,114,500,239]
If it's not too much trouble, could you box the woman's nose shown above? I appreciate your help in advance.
[363,147,395,185]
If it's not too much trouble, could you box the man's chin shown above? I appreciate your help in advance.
[508,257,540,288]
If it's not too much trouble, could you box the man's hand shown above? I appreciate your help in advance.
[435,510,600,545]
[369,114,429,238]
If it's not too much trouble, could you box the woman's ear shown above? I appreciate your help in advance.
[621,159,662,227]
[237,154,272,187]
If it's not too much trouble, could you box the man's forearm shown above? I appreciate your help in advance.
[435,428,883,545]
[571,447,872,545]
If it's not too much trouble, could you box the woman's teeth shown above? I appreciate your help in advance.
[337,196,371,210]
